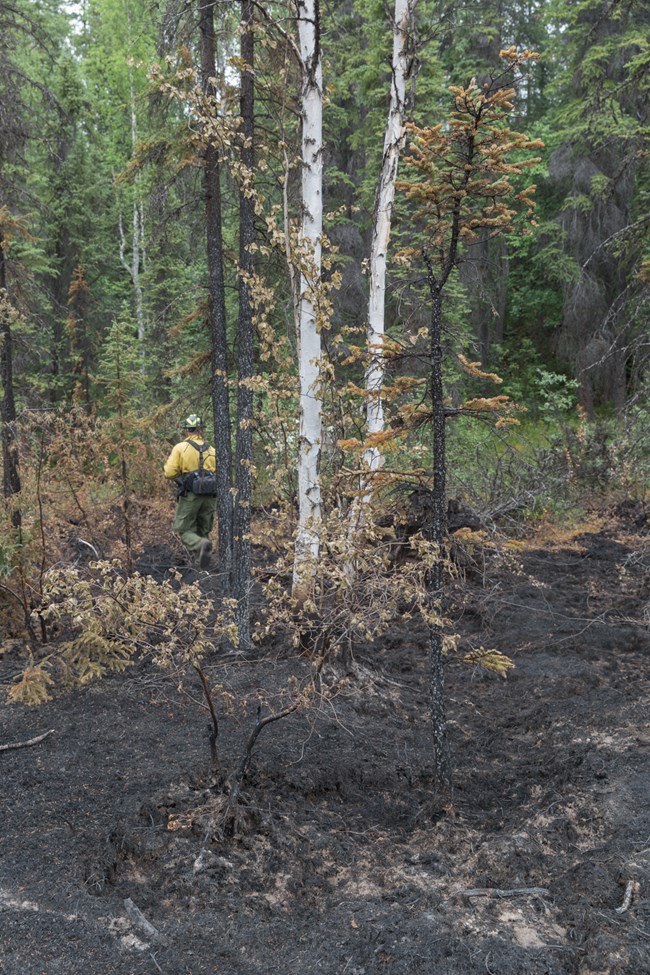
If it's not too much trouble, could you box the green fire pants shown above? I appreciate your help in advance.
[173,493,216,555]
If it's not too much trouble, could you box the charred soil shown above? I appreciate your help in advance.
[1,509,648,975]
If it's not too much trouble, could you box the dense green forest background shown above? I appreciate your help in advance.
[1,0,648,590]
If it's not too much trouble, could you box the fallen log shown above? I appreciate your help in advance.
[453,887,550,900]
[0,730,55,753]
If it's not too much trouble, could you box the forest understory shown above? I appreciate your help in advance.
[1,0,648,970]
[0,501,648,975]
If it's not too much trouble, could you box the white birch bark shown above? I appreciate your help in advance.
[292,0,323,598]
[364,0,418,473]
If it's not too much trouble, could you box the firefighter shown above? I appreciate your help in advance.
[164,414,217,568]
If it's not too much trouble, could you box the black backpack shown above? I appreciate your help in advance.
[185,440,218,496]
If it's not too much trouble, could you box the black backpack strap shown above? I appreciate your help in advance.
[186,439,211,472]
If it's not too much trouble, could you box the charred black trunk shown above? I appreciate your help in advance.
[68,266,92,412]
[0,235,22,527]
[232,0,256,646]
[199,0,233,588]
[427,276,452,808]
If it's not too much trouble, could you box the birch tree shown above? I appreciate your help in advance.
[364,0,419,476]
[292,0,323,600]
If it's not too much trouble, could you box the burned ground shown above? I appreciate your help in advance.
[1,510,648,975]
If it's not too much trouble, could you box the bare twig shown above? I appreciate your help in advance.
[193,663,219,772]
[35,432,48,602]
[615,880,637,915]
[224,649,330,823]
[65,476,95,542]
[123,898,168,945]
[76,538,100,559]
[0,729,55,752]
[0,581,38,648]
[453,887,550,900]
[226,700,301,817]
[252,1,301,64]
[149,954,163,975]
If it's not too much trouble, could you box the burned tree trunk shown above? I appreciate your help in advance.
[0,234,22,528]
[199,0,233,588]
[232,0,255,646]
[427,275,452,808]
